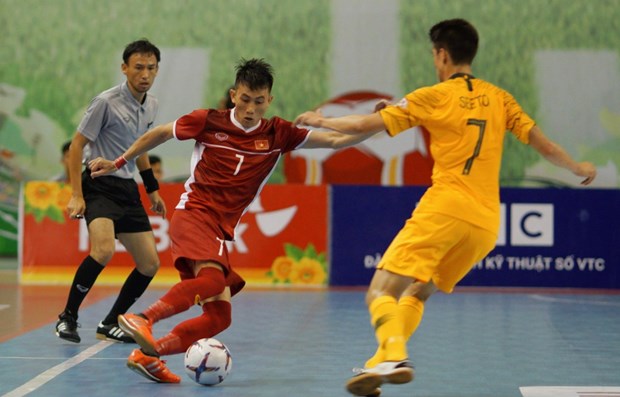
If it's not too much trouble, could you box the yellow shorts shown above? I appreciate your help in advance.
[377,211,497,293]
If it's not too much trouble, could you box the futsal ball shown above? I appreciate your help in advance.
[184,338,233,385]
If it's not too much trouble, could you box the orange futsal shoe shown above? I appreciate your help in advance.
[126,348,181,384]
[118,313,158,356]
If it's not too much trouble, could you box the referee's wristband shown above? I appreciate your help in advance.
[140,168,160,193]
[114,155,128,169]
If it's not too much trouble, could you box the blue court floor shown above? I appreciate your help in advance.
[1,287,619,397]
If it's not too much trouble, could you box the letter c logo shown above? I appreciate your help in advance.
[520,211,542,238]
[510,204,554,246]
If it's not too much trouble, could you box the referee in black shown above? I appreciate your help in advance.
[56,39,166,343]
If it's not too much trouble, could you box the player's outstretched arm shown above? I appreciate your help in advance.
[89,122,174,178]
[295,111,386,135]
[528,126,597,185]
[301,129,380,149]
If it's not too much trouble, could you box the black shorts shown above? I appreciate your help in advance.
[82,169,152,234]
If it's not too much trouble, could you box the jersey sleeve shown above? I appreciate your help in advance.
[77,96,108,141]
[504,91,536,144]
[379,86,439,137]
[174,109,209,141]
[274,117,311,152]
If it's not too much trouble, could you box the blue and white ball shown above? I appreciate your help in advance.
[184,338,232,385]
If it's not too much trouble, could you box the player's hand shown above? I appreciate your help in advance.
[88,157,117,178]
[67,195,86,220]
[148,191,167,218]
[294,110,323,128]
[574,162,597,185]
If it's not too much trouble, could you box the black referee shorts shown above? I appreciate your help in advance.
[82,169,152,235]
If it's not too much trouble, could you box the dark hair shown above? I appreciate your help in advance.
[148,154,161,165]
[234,58,274,92]
[61,140,71,154]
[123,39,161,64]
[429,19,478,65]
[222,86,235,109]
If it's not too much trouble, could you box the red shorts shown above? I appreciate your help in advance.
[170,208,246,296]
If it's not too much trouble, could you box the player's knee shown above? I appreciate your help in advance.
[365,289,380,306]
[415,292,433,302]
[89,245,114,265]
[197,266,226,296]
[137,259,160,277]
[413,281,438,301]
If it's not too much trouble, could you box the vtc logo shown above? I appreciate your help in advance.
[496,203,554,247]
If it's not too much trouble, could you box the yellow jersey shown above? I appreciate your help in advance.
[380,74,535,233]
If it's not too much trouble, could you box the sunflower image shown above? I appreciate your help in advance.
[270,256,296,282]
[24,181,67,223]
[56,184,73,210]
[289,257,327,285]
[25,182,60,210]
[267,243,328,285]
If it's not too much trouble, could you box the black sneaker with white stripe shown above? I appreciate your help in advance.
[96,322,135,343]
[56,311,81,343]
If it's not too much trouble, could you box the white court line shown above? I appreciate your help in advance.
[520,386,620,396]
[2,341,113,397]
[529,295,620,307]
[0,304,10,311]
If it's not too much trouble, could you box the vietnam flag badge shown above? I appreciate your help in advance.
[255,140,269,150]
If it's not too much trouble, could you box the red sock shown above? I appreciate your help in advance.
[144,267,225,323]
[156,300,232,356]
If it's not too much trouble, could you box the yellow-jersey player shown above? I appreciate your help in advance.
[295,18,596,397]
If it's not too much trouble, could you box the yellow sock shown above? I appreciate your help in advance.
[364,346,384,368]
[365,296,424,368]
[399,295,425,337]
[368,296,406,363]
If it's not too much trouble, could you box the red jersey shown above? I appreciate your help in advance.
[172,108,310,239]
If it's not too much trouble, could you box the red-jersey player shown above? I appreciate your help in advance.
[89,58,378,383]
